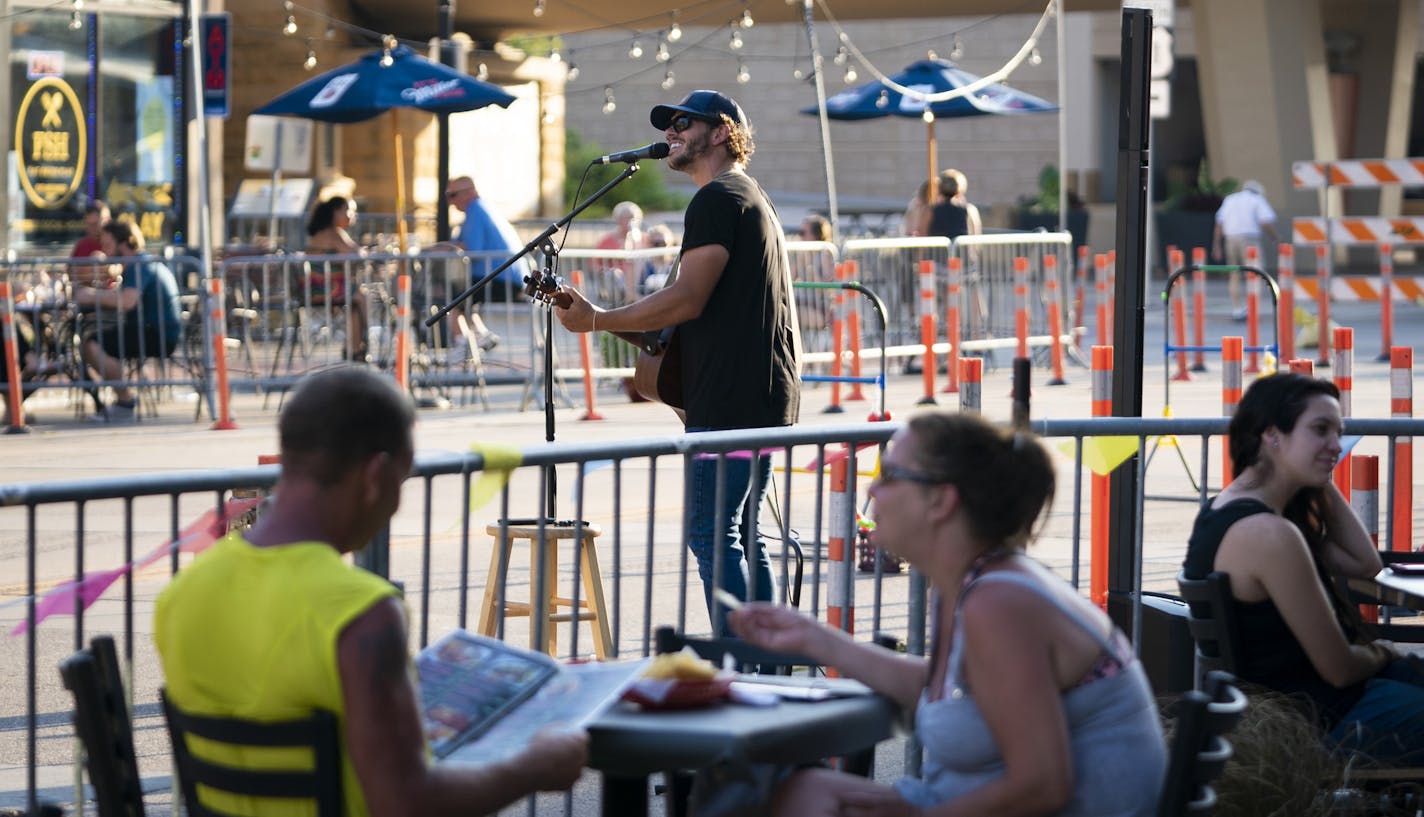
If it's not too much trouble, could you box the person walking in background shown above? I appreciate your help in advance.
[305,196,370,362]
[1183,372,1424,765]
[435,175,520,361]
[1213,179,1279,320]
[154,365,588,817]
[74,220,183,422]
[554,90,801,634]
[928,168,983,241]
[730,412,1166,816]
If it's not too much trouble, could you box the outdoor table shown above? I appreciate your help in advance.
[1349,566,1424,611]
[587,675,900,817]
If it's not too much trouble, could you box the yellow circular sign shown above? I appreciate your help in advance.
[15,76,87,209]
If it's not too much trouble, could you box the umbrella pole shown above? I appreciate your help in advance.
[393,114,409,254]
[926,117,938,208]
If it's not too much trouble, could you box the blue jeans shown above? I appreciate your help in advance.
[686,438,776,635]
[1329,656,1424,765]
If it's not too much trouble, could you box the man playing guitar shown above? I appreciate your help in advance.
[555,90,801,635]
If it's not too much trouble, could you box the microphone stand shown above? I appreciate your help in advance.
[426,161,644,521]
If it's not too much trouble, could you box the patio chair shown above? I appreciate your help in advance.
[1157,670,1247,817]
[58,635,146,817]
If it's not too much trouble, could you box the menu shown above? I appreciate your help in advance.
[416,629,647,763]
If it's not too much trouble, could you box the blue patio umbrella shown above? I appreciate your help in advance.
[254,44,516,123]
[802,58,1057,210]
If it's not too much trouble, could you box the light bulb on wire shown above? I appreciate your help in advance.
[843,64,858,83]
[662,69,676,90]
[549,49,562,63]
[284,15,298,35]
[602,86,617,115]
[729,28,743,50]
[380,35,396,66]
[477,62,488,80]
[739,8,754,28]
[656,39,670,62]
[1029,46,1042,66]
[736,60,750,84]
[833,46,847,66]
[68,0,83,29]
[949,35,963,61]
[876,89,889,108]
[628,39,643,59]
[668,17,682,42]
[566,62,580,81]
[304,40,318,70]
[533,0,545,16]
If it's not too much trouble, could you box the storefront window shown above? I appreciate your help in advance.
[9,6,180,253]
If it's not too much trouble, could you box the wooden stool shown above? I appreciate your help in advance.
[476,520,611,659]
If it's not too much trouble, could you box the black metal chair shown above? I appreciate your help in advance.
[1158,670,1248,817]
[159,689,343,817]
[1175,571,1243,686]
[58,635,146,817]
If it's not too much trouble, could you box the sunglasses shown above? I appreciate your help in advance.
[669,114,711,133]
[445,188,472,199]
[875,463,945,486]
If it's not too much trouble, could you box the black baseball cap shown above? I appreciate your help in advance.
[650,90,748,130]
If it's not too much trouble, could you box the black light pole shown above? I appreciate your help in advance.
[436,1,454,241]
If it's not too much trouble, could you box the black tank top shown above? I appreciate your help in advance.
[1184,498,1365,727]
[928,201,970,240]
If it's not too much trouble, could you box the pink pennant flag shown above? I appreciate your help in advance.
[9,497,262,636]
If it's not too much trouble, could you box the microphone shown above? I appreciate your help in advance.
[595,143,670,165]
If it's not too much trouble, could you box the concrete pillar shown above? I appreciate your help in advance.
[1194,0,1335,221]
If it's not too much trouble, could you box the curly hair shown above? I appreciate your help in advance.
[306,196,351,237]
[718,113,755,165]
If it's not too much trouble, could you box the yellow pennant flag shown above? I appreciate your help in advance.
[1058,436,1139,476]
[468,443,523,511]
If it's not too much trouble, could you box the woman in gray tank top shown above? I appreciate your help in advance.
[730,412,1165,816]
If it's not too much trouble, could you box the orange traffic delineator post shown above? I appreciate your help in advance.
[1074,244,1088,348]
[1244,245,1262,374]
[1288,359,1313,375]
[916,259,937,405]
[1333,326,1354,498]
[1377,243,1394,362]
[1094,253,1110,348]
[827,457,854,640]
[1090,345,1112,610]
[1014,256,1030,361]
[1,283,28,434]
[1222,337,1243,488]
[1044,255,1067,386]
[825,263,847,414]
[942,257,962,394]
[959,357,982,414]
[394,273,412,393]
[1277,244,1296,364]
[1391,347,1413,552]
[844,260,866,403]
[1169,248,1190,382]
[207,277,238,431]
[1315,245,1332,368]
[1352,454,1380,623]
[1190,247,1208,372]
[571,271,604,421]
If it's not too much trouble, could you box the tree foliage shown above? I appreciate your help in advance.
[563,130,689,217]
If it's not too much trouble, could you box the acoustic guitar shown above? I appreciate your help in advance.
[525,274,685,417]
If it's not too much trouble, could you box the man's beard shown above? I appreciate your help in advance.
[668,128,710,172]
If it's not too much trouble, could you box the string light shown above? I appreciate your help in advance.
[736,60,750,84]
[566,62,580,81]
[602,86,617,114]
[667,14,682,42]
[533,0,545,16]
[68,0,83,29]
[792,66,804,80]
[550,48,562,63]
[627,39,643,59]
[1029,46,1042,65]
[655,38,670,62]
[380,35,396,66]
[949,34,963,61]
[477,62,488,80]
[661,69,675,90]
[833,45,848,66]
[325,24,336,39]
[843,64,858,83]
[739,8,754,28]
[728,28,743,50]
[304,40,318,70]
[283,2,297,35]
[876,89,890,108]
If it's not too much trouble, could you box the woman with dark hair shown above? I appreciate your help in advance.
[731,412,1165,816]
[1184,372,1424,764]
[303,196,369,361]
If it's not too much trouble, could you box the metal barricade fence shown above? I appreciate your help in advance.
[787,241,841,373]
[840,237,951,352]
[7,416,1424,814]
[1,253,208,421]
[950,231,1073,355]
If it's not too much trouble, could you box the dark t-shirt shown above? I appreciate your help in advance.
[1183,497,1365,726]
[928,200,970,240]
[676,170,800,430]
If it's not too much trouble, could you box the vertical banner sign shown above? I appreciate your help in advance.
[201,13,231,119]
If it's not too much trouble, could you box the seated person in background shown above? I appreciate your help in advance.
[597,201,646,303]
[639,223,677,294]
[73,220,182,421]
[1183,372,1424,765]
[902,179,931,237]
[305,196,370,362]
[154,365,588,817]
[69,200,111,286]
[429,176,518,361]
[731,412,1166,817]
